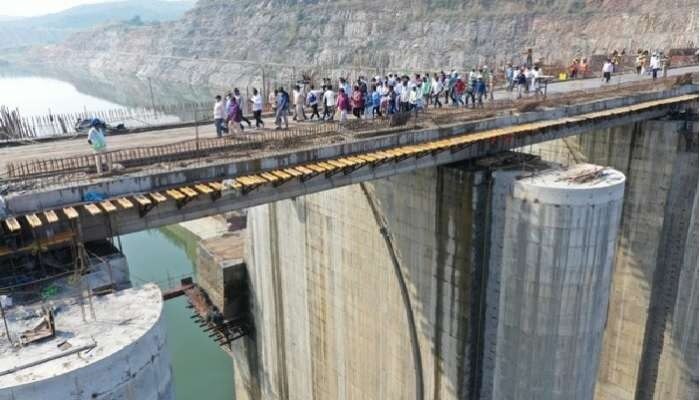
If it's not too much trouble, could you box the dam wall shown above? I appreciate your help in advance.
[238,155,625,400]
[521,116,699,400]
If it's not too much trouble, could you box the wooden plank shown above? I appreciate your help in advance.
[294,166,315,175]
[260,172,279,182]
[195,184,214,194]
[180,187,198,198]
[133,195,152,206]
[100,200,117,213]
[306,164,326,173]
[326,160,347,168]
[166,189,185,201]
[150,192,167,203]
[43,210,59,223]
[63,207,79,220]
[228,180,243,190]
[317,162,336,170]
[84,204,102,216]
[283,168,303,177]
[116,198,133,209]
[25,214,42,228]
[4,217,21,232]
[271,170,292,180]
[208,182,224,191]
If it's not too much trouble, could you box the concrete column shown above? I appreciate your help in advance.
[521,116,699,400]
[481,164,625,400]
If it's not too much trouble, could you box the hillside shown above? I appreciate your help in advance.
[0,0,195,49]
[22,0,699,89]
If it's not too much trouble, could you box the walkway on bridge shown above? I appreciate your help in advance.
[0,66,696,177]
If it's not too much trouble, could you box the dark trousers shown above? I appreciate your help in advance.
[652,68,659,80]
[310,104,321,120]
[433,93,442,107]
[253,110,263,127]
[352,107,362,119]
[604,72,611,82]
[400,102,409,112]
[240,115,251,126]
[372,106,382,117]
[215,118,226,137]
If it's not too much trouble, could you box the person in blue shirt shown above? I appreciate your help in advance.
[475,77,487,108]
[371,86,382,118]
[275,87,289,130]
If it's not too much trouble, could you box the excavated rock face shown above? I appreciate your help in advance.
[29,0,698,88]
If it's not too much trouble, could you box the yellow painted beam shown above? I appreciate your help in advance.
[116,198,134,209]
[26,214,42,228]
[4,217,21,232]
[44,210,59,224]
[84,204,101,216]
[134,195,152,206]
[63,207,79,220]
[150,192,167,203]
[100,200,117,213]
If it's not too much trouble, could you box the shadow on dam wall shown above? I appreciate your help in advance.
[524,116,699,400]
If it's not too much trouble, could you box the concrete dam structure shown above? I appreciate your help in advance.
[233,158,626,400]
[524,114,699,400]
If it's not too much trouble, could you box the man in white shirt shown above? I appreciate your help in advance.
[649,53,661,80]
[249,88,264,128]
[213,95,226,137]
[602,59,614,83]
[323,86,336,121]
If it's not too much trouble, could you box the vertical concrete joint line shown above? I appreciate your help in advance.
[359,182,425,400]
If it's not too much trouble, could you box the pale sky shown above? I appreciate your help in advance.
[0,0,121,17]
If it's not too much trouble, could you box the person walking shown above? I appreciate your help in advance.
[293,85,307,121]
[275,87,289,130]
[249,88,264,128]
[516,69,527,99]
[421,74,431,108]
[602,59,614,83]
[323,85,336,121]
[336,88,349,122]
[213,95,226,137]
[371,85,382,118]
[233,88,252,128]
[475,77,486,108]
[351,86,363,119]
[432,74,443,108]
[649,53,661,80]
[307,85,321,120]
[87,119,111,175]
[399,79,410,112]
[227,96,243,135]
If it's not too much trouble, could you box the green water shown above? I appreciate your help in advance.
[120,229,235,400]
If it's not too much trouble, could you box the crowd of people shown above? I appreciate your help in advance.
[213,67,507,133]
[211,48,674,135]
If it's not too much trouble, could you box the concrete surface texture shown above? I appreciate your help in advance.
[480,164,625,400]
[242,163,491,400]
[0,284,173,400]
[521,117,699,400]
[240,156,626,400]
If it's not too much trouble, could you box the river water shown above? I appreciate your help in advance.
[1,70,235,399]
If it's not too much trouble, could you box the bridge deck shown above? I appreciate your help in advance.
[0,87,696,252]
[0,66,696,180]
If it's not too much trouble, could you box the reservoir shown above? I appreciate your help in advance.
[0,69,234,399]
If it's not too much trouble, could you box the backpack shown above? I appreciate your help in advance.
[308,92,317,103]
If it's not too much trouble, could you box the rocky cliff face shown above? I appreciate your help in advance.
[26,0,698,89]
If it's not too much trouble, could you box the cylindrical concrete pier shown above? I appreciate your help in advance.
[0,284,173,400]
[483,164,625,400]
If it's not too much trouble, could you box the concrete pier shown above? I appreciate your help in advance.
[521,116,699,400]
[480,165,625,400]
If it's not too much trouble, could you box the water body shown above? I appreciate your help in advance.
[1,70,234,399]
[121,229,235,400]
